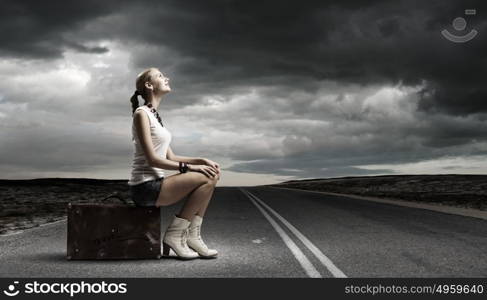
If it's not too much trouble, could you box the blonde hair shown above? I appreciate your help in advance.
[130,67,158,114]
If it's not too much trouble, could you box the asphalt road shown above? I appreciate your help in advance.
[1,186,486,278]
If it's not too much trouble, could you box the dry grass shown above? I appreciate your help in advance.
[267,174,487,211]
[0,178,130,235]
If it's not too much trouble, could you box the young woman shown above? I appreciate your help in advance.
[128,67,220,260]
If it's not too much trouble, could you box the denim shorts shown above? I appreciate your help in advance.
[129,177,164,207]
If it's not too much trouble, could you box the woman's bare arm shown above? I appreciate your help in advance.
[166,146,205,165]
[133,110,181,170]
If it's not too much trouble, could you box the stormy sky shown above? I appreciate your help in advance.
[0,0,486,186]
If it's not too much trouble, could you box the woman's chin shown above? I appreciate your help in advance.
[160,87,171,94]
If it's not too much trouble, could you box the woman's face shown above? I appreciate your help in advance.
[150,69,171,94]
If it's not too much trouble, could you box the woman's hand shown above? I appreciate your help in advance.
[202,158,220,174]
[189,164,219,179]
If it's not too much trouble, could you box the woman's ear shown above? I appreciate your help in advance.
[144,81,153,91]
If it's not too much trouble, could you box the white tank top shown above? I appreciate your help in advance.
[127,105,172,186]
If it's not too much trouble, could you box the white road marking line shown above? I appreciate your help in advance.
[239,188,322,278]
[243,188,348,278]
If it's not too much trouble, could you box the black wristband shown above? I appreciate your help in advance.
[179,162,188,173]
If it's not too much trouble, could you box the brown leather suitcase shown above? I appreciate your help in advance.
[66,194,161,260]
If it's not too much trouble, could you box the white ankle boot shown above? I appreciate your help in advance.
[162,215,199,260]
[187,215,218,258]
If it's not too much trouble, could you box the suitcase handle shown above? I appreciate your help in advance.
[100,192,132,206]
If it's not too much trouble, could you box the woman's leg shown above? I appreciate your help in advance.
[156,172,219,259]
[184,174,219,258]
[177,181,214,220]
[155,172,218,219]
[183,174,219,219]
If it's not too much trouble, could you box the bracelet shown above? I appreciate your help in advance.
[179,162,189,173]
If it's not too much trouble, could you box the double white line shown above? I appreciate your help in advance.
[239,188,347,278]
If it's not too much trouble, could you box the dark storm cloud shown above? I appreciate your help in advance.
[2,0,486,113]
[0,0,116,58]
[63,41,109,54]
[116,0,487,117]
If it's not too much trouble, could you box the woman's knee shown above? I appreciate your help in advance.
[191,172,212,186]
[207,175,218,187]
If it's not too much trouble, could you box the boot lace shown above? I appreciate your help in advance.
[181,228,189,248]
[196,227,202,241]
[194,226,209,250]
